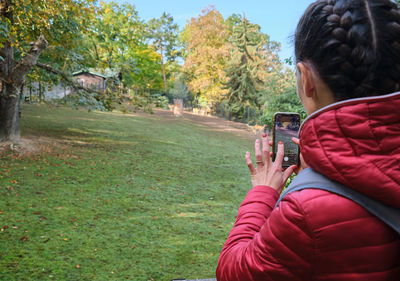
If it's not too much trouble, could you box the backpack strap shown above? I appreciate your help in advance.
[275,168,400,234]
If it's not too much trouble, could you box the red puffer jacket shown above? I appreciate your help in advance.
[216,92,400,281]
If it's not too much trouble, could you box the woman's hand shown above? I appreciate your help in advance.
[291,137,309,174]
[245,133,296,194]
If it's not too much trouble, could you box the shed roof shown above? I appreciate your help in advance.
[73,68,120,79]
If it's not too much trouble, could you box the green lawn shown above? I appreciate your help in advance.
[0,105,255,281]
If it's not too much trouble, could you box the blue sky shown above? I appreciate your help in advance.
[108,0,315,60]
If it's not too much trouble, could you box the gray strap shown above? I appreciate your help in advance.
[275,168,400,234]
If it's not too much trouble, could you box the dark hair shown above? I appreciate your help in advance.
[295,0,400,100]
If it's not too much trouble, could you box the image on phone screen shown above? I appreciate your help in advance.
[273,113,300,168]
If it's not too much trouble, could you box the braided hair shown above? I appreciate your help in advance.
[295,0,400,100]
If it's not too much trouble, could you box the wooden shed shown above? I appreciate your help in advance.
[72,70,108,91]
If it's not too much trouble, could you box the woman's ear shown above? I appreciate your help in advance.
[296,62,315,98]
[296,62,336,114]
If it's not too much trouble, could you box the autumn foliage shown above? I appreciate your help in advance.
[0,1,303,141]
[183,6,230,105]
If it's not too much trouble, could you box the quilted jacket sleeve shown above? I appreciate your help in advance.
[216,186,314,281]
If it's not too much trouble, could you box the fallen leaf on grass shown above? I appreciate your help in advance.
[76,264,80,269]
[10,180,17,184]
[131,245,136,249]
[20,236,28,241]
[40,236,50,243]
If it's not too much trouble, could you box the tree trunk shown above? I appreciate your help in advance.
[160,46,167,92]
[0,83,21,141]
[0,0,47,141]
[0,33,48,141]
[0,32,19,141]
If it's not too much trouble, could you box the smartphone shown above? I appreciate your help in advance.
[272,112,301,168]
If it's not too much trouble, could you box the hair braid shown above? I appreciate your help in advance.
[375,1,400,93]
[295,0,400,100]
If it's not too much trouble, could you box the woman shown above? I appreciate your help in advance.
[216,0,400,280]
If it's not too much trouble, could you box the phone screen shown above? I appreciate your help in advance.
[273,113,300,168]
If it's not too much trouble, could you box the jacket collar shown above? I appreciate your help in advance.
[300,91,400,132]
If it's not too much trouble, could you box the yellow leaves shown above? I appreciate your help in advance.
[184,8,229,105]
[7,0,95,47]
[137,48,161,62]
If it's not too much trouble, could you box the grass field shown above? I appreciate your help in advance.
[0,105,255,280]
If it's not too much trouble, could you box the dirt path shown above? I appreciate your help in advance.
[151,108,262,139]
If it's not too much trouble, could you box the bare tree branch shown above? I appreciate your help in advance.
[11,35,48,86]
[35,62,104,95]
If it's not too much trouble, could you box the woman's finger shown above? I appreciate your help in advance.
[262,134,271,167]
[255,139,263,166]
[274,141,284,168]
[246,151,256,175]
[292,137,300,146]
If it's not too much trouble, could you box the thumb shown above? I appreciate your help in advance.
[283,165,297,182]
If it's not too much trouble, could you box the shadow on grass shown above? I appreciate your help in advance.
[0,104,254,280]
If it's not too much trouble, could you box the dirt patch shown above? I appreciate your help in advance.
[0,136,61,156]
[150,108,263,139]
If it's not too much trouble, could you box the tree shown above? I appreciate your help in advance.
[223,16,268,119]
[88,2,169,92]
[170,73,189,99]
[261,68,306,128]
[0,0,96,141]
[89,1,144,88]
[183,6,230,106]
[127,45,163,90]
[147,12,179,92]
